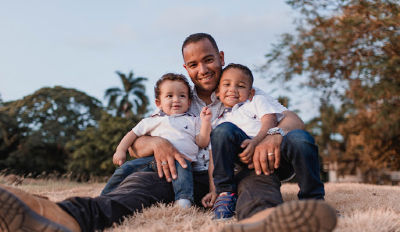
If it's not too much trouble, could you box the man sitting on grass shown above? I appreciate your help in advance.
[0,33,336,232]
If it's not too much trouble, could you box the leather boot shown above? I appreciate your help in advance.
[221,200,337,232]
[0,184,81,232]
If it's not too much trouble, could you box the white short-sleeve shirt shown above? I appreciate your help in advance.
[213,92,288,138]
[132,112,201,162]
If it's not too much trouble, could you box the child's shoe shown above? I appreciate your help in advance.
[175,198,192,208]
[212,192,237,220]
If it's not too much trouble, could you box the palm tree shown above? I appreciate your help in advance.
[104,71,149,118]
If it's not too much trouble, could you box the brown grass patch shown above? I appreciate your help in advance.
[1,176,399,232]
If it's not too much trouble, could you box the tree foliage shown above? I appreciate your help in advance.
[105,71,149,119]
[264,0,400,182]
[0,86,103,175]
[66,112,136,180]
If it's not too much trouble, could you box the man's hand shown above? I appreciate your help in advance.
[201,191,217,208]
[250,134,283,175]
[152,137,190,182]
[113,150,126,166]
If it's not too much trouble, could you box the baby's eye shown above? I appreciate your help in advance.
[166,95,173,98]
[180,94,186,98]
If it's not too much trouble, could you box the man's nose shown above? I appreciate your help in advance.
[199,62,208,74]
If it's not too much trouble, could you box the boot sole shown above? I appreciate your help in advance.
[222,200,337,232]
[0,186,71,232]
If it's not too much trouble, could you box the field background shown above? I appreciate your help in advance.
[1,176,399,232]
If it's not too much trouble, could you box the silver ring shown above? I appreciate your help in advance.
[267,153,274,156]
[161,161,167,166]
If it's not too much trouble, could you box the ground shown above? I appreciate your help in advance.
[1,176,399,232]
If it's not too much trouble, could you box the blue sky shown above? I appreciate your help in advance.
[0,1,319,121]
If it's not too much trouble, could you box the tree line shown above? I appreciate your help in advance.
[0,71,148,180]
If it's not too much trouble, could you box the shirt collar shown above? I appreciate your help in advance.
[151,109,193,117]
[192,87,219,105]
[217,101,246,118]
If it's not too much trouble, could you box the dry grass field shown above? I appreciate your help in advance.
[1,175,399,232]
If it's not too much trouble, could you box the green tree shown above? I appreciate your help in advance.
[105,71,149,119]
[0,86,103,175]
[263,0,400,182]
[66,111,135,180]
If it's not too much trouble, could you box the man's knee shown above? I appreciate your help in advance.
[236,174,283,220]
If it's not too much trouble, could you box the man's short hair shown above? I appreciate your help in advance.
[181,33,219,55]
[222,63,254,87]
[154,73,193,100]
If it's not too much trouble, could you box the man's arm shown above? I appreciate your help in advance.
[130,136,188,182]
[252,110,304,175]
[278,110,304,134]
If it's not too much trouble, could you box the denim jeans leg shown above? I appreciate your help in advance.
[172,160,194,202]
[101,156,155,195]
[277,129,325,199]
[211,122,250,194]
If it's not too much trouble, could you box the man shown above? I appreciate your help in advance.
[0,33,335,232]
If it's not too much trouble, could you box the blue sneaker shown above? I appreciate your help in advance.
[212,192,237,220]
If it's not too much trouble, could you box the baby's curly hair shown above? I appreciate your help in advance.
[154,73,193,100]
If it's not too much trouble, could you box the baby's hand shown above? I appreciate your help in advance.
[201,191,217,208]
[200,107,212,122]
[113,150,126,166]
[238,139,258,164]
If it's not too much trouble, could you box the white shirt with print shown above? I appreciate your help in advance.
[132,112,201,162]
[213,94,287,137]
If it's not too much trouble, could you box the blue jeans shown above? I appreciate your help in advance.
[211,122,324,200]
[101,156,194,202]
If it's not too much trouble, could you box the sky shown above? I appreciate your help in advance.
[0,0,320,121]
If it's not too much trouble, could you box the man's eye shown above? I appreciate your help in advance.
[205,58,213,63]
[189,64,197,68]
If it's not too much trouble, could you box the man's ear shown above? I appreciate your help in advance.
[249,88,255,101]
[215,87,220,99]
[183,63,188,72]
[219,51,225,66]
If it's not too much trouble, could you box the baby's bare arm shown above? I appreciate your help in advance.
[113,131,138,166]
[196,107,212,148]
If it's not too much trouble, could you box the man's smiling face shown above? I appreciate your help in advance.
[183,39,225,97]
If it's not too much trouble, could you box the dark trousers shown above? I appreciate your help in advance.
[101,157,194,202]
[211,122,325,199]
[58,171,208,232]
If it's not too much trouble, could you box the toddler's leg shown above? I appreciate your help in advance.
[172,159,193,208]
[210,122,250,219]
[101,156,155,195]
[211,122,250,194]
